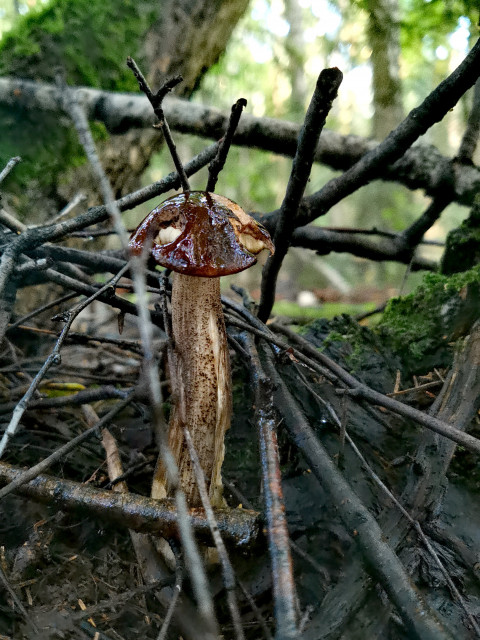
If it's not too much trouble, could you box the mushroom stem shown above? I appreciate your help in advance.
[152,273,231,507]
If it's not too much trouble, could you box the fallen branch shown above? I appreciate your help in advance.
[1,77,479,207]
[0,461,261,549]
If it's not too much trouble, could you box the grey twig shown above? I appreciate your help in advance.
[242,336,298,640]
[0,156,21,185]
[0,264,129,457]
[63,75,219,638]
[206,97,247,193]
[127,57,190,191]
[183,425,245,640]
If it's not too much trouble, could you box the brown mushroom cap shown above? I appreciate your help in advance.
[129,191,274,277]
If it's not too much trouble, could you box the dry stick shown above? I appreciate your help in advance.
[270,321,480,455]
[182,425,246,640]
[0,394,132,501]
[259,347,452,640]
[398,76,480,252]
[245,337,298,640]
[0,386,130,415]
[156,580,182,640]
[206,98,247,193]
[63,71,219,638]
[257,67,342,322]
[51,191,87,223]
[0,460,260,547]
[126,57,190,192]
[263,36,480,231]
[0,264,129,457]
[290,225,437,271]
[0,156,21,184]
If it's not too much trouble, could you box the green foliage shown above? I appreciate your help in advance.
[400,0,477,51]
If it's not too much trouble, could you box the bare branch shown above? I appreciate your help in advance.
[206,97,247,193]
[127,57,190,191]
[2,77,479,207]
[0,461,261,548]
[258,67,342,321]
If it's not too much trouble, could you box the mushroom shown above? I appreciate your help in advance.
[129,190,274,507]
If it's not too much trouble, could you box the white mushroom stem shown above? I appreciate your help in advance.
[152,273,231,507]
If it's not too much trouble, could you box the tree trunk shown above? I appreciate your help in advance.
[366,0,404,140]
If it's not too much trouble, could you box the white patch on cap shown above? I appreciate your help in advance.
[155,227,182,245]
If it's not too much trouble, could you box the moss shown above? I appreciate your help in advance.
[301,315,401,393]
[0,0,159,213]
[441,197,480,275]
[378,264,480,373]
[0,0,157,89]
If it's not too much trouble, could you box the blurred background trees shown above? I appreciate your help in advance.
[0,0,478,314]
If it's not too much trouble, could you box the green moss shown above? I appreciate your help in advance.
[0,0,160,213]
[378,264,480,373]
[0,0,157,89]
[441,197,480,275]
[300,315,401,393]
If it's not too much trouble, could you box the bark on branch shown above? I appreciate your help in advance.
[1,76,479,208]
[0,461,262,549]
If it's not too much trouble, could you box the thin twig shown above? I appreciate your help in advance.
[244,337,298,640]
[0,394,133,501]
[127,57,190,191]
[156,581,182,640]
[0,157,21,184]
[183,425,245,640]
[0,264,129,457]
[258,67,342,322]
[50,192,87,223]
[7,292,79,331]
[206,98,247,192]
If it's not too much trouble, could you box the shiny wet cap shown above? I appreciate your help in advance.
[129,191,274,277]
